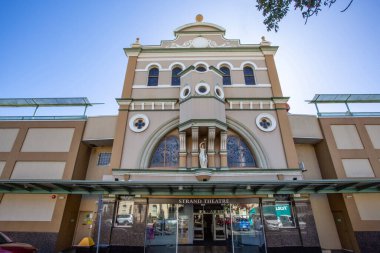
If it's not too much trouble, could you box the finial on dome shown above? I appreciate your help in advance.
[196,14,203,22]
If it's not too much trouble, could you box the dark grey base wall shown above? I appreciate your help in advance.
[4,231,58,253]
[355,231,380,253]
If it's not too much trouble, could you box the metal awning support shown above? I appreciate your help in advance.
[307,94,380,117]
[1,179,380,195]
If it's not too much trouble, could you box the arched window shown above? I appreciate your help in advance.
[148,67,159,86]
[150,136,179,167]
[171,67,182,86]
[220,66,231,85]
[243,66,255,85]
[227,136,256,167]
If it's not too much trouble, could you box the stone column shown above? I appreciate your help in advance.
[220,131,228,169]
[179,132,187,169]
[191,127,199,169]
[207,127,216,169]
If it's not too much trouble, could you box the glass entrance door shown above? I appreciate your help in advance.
[230,203,265,253]
[145,204,178,253]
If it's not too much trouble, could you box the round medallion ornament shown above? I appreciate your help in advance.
[256,113,276,132]
[129,114,149,133]
[192,37,209,48]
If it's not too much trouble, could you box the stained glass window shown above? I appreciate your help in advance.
[243,66,255,85]
[227,136,256,167]
[150,136,179,167]
[171,67,182,86]
[220,66,231,85]
[148,67,159,86]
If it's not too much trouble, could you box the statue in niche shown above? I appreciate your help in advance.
[199,141,208,168]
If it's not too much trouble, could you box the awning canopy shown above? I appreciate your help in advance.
[0,179,379,195]
[0,97,94,107]
[308,94,380,104]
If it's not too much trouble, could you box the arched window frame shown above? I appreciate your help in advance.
[220,66,232,85]
[150,136,179,167]
[171,67,182,86]
[243,66,256,85]
[147,67,159,86]
[227,135,256,168]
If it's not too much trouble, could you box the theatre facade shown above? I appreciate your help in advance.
[1,16,380,253]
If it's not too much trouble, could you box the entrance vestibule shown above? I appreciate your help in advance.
[144,199,266,253]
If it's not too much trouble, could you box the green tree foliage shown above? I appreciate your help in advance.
[256,0,353,32]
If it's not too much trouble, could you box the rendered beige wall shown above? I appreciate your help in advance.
[85,147,112,180]
[134,58,270,86]
[295,144,322,179]
[0,194,57,221]
[341,159,375,178]
[0,128,19,152]
[310,194,342,250]
[289,115,323,140]
[21,128,75,152]
[295,144,342,250]
[83,116,117,141]
[226,111,287,168]
[353,193,380,220]
[11,161,66,179]
[365,125,380,149]
[331,125,363,149]
[0,161,5,176]
[121,111,179,168]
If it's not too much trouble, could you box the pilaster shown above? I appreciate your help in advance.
[191,127,199,168]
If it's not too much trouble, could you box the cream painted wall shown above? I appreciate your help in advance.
[85,147,112,180]
[331,125,364,149]
[134,57,270,86]
[0,128,19,152]
[180,98,226,124]
[295,144,322,179]
[0,161,5,176]
[353,193,380,220]
[131,87,180,99]
[223,86,273,98]
[121,111,179,168]
[21,128,75,152]
[226,111,287,168]
[289,115,323,140]
[310,194,342,250]
[79,195,98,211]
[341,159,375,178]
[365,125,380,149]
[0,194,57,221]
[10,161,66,179]
[83,116,117,141]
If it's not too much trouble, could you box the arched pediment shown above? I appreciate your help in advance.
[174,22,226,36]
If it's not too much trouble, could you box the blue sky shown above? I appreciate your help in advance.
[1,0,379,116]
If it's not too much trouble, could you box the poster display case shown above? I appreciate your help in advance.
[178,215,189,244]
[193,213,204,240]
[213,213,226,240]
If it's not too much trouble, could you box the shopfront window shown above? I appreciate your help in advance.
[115,196,134,227]
[229,203,265,252]
[146,204,178,253]
[262,201,295,230]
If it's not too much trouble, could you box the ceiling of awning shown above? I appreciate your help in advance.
[0,179,379,195]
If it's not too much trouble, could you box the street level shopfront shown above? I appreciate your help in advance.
[2,179,380,253]
[96,195,319,253]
